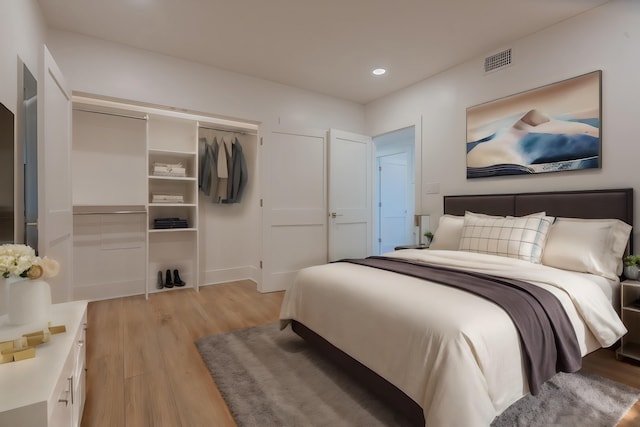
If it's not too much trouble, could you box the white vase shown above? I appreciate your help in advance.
[624,266,640,280]
[3,277,51,326]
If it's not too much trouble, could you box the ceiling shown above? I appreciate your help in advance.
[37,0,611,104]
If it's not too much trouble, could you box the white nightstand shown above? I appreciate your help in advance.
[0,300,88,427]
[617,280,640,361]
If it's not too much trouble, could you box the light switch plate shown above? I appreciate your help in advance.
[424,182,440,194]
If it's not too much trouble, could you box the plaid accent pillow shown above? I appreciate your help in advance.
[458,213,554,263]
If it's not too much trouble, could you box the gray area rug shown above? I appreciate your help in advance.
[196,323,640,427]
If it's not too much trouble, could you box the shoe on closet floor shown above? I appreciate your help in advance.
[157,271,164,289]
[173,269,186,287]
[164,269,174,288]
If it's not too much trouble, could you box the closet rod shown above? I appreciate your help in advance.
[73,210,147,216]
[73,107,148,121]
[198,125,257,136]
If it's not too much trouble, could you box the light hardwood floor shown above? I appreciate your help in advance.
[82,280,640,427]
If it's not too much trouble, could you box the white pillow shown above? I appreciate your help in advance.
[458,212,554,263]
[429,212,547,251]
[541,217,632,280]
[429,215,464,250]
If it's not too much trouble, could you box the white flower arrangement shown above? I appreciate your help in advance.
[0,244,59,280]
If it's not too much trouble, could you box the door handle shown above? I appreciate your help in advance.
[69,376,74,405]
[330,212,344,219]
[58,391,69,406]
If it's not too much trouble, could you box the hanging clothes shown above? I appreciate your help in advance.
[222,137,248,203]
[199,136,219,197]
[216,138,231,202]
[198,134,249,204]
[198,136,207,190]
[198,136,208,191]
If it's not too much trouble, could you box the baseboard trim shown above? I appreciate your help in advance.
[73,279,146,301]
[200,265,260,287]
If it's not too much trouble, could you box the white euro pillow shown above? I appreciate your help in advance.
[429,215,464,250]
[541,217,632,280]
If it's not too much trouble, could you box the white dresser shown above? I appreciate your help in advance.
[0,301,88,427]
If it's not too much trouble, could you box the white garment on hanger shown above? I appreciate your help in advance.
[217,138,230,201]
[217,138,229,179]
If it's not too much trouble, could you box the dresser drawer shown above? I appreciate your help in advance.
[51,306,87,427]
[72,312,87,383]
[48,344,74,427]
[0,301,88,427]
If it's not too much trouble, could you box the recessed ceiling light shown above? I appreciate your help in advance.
[372,68,387,76]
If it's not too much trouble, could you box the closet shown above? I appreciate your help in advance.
[147,114,199,293]
[71,96,259,300]
[197,126,259,287]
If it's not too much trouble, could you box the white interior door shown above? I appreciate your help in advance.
[328,129,372,261]
[260,128,327,292]
[39,46,73,303]
[379,152,409,254]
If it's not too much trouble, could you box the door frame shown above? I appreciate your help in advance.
[375,149,413,254]
[373,126,416,253]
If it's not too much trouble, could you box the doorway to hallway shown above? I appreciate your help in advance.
[373,126,415,255]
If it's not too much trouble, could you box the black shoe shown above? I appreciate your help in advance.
[173,269,186,287]
[157,271,164,289]
[164,269,174,288]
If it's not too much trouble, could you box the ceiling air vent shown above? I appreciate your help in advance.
[484,48,512,73]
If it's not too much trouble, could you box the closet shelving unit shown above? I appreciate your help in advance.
[148,151,198,233]
[71,103,148,301]
[147,115,199,294]
[71,94,259,300]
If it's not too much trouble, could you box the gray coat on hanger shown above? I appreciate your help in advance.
[223,138,248,203]
[199,136,219,198]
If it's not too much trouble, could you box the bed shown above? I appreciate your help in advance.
[279,188,634,427]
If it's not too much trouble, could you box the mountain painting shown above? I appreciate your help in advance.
[466,71,601,179]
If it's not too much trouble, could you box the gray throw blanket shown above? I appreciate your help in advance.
[339,256,582,395]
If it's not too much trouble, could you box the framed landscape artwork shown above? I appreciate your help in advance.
[466,70,602,179]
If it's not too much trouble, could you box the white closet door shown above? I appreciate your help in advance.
[38,46,73,303]
[328,129,373,261]
[260,128,327,292]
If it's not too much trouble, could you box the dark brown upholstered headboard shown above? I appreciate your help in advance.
[444,188,634,252]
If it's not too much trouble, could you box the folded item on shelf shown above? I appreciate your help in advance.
[153,217,190,229]
[152,194,185,203]
[153,165,186,177]
[154,161,184,168]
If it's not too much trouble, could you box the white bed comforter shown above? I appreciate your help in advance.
[279,249,627,427]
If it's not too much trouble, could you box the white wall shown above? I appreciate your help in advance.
[365,0,640,243]
[46,30,365,133]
